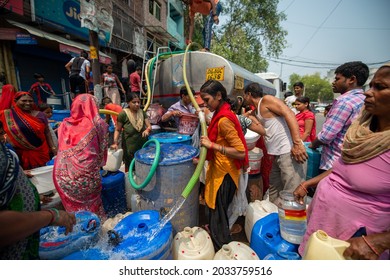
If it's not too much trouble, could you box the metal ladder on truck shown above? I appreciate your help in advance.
[140,46,173,106]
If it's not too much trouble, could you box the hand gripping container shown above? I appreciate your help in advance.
[39,211,101,259]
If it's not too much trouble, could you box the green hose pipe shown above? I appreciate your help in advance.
[128,139,161,190]
[181,43,209,199]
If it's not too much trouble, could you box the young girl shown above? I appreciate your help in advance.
[199,80,248,250]
[38,103,58,155]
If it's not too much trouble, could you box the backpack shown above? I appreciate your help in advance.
[70,57,85,77]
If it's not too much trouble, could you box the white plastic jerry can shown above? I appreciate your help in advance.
[173,226,215,260]
[103,148,123,172]
[303,230,350,260]
[213,241,259,260]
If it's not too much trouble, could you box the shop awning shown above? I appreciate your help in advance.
[7,20,111,64]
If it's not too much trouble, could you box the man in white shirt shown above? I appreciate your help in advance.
[285,81,304,114]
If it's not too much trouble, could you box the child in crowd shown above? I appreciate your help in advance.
[38,103,58,156]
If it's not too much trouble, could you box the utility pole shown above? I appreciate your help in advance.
[89,30,100,89]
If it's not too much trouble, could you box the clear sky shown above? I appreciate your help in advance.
[265,0,390,85]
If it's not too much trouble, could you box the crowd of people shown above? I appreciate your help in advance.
[1,57,389,260]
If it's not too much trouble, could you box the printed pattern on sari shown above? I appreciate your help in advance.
[0,145,40,259]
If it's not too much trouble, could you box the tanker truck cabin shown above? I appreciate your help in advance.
[150,51,276,110]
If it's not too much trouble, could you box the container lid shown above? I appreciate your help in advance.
[149,132,191,144]
[135,144,199,166]
[111,210,172,260]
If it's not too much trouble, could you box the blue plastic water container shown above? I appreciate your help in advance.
[149,132,192,145]
[101,171,127,218]
[263,251,301,260]
[46,158,55,166]
[250,213,300,260]
[304,142,322,180]
[51,109,70,122]
[39,211,101,260]
[63,210,173,260]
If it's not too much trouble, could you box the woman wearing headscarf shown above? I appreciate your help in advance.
[0,130,75,259]
[54,94,108,216]
[0,91,56,170]
[294,63,390,260]
[199,80,248,250]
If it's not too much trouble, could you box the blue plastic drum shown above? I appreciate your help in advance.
[101,171,127,218]
[149,132,192,145]
[39,211,101,260]
[132,144,199,235]
[63,210,172,260]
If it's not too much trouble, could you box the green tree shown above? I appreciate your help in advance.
[289,73,334,103]
[183,0,287,73]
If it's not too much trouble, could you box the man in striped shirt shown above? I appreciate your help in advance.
[310,61,369,172]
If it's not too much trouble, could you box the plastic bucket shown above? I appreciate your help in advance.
[29,166,55,195]
[178,113,199,135]
[248,147,263,175]
[245,129,260,150]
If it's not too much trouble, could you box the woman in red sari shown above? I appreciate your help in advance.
[294,96,316,142]
[0,92,55,170]
[53,94,108,217]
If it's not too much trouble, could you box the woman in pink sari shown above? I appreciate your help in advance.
[54,94,108,216]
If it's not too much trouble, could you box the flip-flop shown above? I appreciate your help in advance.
[230,224,242,234]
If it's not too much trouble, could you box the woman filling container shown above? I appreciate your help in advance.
[199,80,248,250]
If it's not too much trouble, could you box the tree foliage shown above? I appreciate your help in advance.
[289,73,334,103]
[212,0,287,73]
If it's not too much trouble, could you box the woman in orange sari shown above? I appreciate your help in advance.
[0,92,55,170]
[54,94,108,216]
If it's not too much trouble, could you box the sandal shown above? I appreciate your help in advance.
[230,224,242,234]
